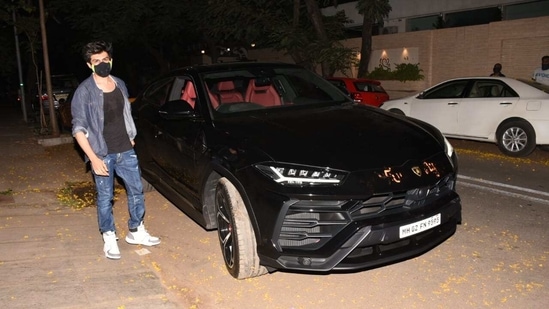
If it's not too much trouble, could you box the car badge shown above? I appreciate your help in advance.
[412,166,422,177]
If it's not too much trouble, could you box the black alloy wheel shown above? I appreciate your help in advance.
[215,178,267,279]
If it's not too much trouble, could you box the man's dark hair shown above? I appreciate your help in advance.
[542,55,549,61]
[82,41,113,63]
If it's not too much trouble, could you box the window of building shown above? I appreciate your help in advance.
[505,1,549,20]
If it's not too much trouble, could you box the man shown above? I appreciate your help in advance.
[532,55,549,86]
[71,41,160,259]
[490,63,505,77]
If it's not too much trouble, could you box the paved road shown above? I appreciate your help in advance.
[0,104,184,309]
[2,103,548,309]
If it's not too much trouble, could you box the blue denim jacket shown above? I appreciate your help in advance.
[71,74,137,159]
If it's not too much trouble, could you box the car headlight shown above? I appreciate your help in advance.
[443,136,454,158]
[442,136,456,169]
[254,163,348,186]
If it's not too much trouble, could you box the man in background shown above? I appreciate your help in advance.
[532,55,549,86]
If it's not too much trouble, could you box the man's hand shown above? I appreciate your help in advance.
[90,156,109,176]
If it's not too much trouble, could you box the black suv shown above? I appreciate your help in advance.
[131,62,462,279]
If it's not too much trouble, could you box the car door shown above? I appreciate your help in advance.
[409,80,469,135]
[457,80,520,138]
[136,77,175,164]
[152,77,205,202]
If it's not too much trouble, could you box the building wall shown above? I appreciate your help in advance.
[322,0,536,32]
[248,15,549,98]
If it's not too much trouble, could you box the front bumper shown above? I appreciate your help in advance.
[252,173,462,273]
[263,195,460,272]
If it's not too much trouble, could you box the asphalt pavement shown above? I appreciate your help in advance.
[0,103,184,309]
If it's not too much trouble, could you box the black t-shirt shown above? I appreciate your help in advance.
[103,87,132,154]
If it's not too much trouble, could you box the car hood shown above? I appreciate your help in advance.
[212,104,445,171]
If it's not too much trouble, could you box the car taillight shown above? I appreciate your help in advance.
[351,92,362,103]
[41,94,49,101]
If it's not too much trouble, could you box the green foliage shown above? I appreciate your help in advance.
[393,63,425,81]
[356,0,392,21]
[354,0,392,78]
[365,66,393,80]
[49,0,196,72]
[201,0,354,72]
[365,63,424,82]
[318,43,359,77]
[0,188,13,195]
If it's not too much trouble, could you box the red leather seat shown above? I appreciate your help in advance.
[244,79,282,107]
[180,81,196,108]
[215,81,244,105]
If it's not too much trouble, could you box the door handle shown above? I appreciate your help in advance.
[499,102,512,105]
[447,102,458,105]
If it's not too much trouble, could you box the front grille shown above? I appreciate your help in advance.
[278,201,349,249]
[276,175,455,250]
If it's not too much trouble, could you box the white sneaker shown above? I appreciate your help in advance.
[102,231,121,259]
[125,222,161,246]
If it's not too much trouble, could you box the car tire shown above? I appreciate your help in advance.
[388,108,405,116]
[496,120,536,157]
[215,177,267,279]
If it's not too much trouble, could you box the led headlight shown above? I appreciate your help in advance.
[254,163,348,186]
[443,136,454,157]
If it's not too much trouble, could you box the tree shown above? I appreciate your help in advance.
[1,0,50,127]
[193,0,356,76]
[356,0,391,77]
[49,0,197,76]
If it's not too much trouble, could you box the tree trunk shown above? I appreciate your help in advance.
[358,15,373,78]
[303,0,330,76]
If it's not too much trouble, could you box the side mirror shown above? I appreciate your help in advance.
[158,100,196,120]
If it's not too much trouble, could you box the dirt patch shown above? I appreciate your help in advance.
[57,181,124,209]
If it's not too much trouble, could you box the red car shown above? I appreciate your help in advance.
[327,77,389,107]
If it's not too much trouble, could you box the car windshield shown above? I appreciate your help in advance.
[201,66,350,115]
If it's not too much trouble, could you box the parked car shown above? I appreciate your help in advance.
[57,89,75,130]
[132,62,461,279]
[33,74,79,114]
[326,77,389,107]
[381,77,549,157]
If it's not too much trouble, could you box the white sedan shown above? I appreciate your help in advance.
[381,77,549,157]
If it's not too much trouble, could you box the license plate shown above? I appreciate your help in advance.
[399,213,441,238]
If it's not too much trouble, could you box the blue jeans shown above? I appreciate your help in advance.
[93,149,145,233]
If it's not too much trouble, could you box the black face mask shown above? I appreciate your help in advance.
[93,61,112,77]
[542,64,549,71]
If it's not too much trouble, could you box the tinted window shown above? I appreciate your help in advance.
[423,80,469,99]
[354,81,385,93]
[143,78,174,107]
[202,67,349,115]
[467,80,518,98]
